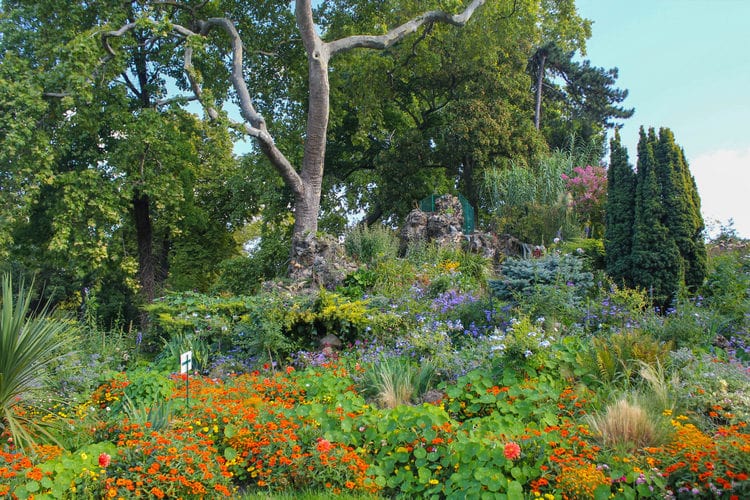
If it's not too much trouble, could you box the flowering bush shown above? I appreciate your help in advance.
[562,165,607,231]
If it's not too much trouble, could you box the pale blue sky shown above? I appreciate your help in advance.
[576,0,750,237]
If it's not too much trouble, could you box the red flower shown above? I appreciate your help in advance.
[316,438,333,453]
[504,442,521,460]
[98,452,112,468]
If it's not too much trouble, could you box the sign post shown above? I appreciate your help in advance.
[180,351,192,407]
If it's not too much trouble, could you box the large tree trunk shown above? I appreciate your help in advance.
[290,2,331,275]
[132,192,155,301]
[132,191,156,329]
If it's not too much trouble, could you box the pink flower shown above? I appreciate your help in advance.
[98,452,111,468]
[504,442,521,461]
[316,438,333,453]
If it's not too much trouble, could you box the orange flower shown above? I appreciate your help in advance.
[25,467,43,481]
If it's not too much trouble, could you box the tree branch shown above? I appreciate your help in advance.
[327,0,487,56]
[192,18,304,197]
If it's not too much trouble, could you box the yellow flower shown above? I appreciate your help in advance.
[80,452,88,460]
[429,479,439,485]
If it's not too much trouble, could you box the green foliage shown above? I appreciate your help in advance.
[0,274,76,450]
[481,151,581,243]
[489,254,594,302]
[359,356,436,408]
[145,291,243,352]
[119,368,174,411]
[611,127,707,307]
[234,297,295,368]
[654,128,707,291]
[670,348,750,428]
[338,268,379,300]
[642,297,722,348]
[489,315,559,367]
[605,130,636,285]
[701,252,750,328]
[214,217,293,296]
[582,330,673,388]
[156,332,210,373]
[344,225,400,266]
[559,238,606,270]
[12,441,119,499]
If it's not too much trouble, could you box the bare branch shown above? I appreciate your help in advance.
[102,22,138,58]
[327,0,487,56]
[189,18,304,196]
[154,95,198,107]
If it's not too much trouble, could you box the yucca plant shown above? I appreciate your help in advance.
[0,274,76,450]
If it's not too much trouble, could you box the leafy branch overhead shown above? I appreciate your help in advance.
[100,0,488,257]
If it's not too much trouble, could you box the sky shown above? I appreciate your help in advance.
[575,0,750,238]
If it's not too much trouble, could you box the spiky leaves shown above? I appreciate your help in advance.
[0,274,76,450]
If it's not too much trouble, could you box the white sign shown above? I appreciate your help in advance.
[180,351,193,374]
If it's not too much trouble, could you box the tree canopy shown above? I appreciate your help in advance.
[0,0,637,325]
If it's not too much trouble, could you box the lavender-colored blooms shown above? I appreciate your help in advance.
[432,289,476,313]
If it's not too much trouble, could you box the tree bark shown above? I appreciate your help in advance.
[132,191,155,303]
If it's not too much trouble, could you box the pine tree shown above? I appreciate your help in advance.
[604,129,636,285]
[630,127,681,307]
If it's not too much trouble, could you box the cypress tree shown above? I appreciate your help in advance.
[630,127,681,308]
[654,128,707,291]
[604,129,636,285]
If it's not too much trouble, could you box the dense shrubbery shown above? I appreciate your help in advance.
[2,242,749,499]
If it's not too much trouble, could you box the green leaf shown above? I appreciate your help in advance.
[418,466,431,483]
[223,446,238,461]
[507,480,524,500]
[223,424,236,439]
[594,484,613,500]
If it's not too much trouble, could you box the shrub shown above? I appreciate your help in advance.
[489,253,594,302]
[343,225,399,266]
[583,330,673,387]
[0,274,77,450]
[701,252,750,329]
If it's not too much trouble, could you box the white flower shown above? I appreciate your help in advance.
[524,349,533,358]
[110,130,128,139]
[535,316,545,324]
[63,108,77,121]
